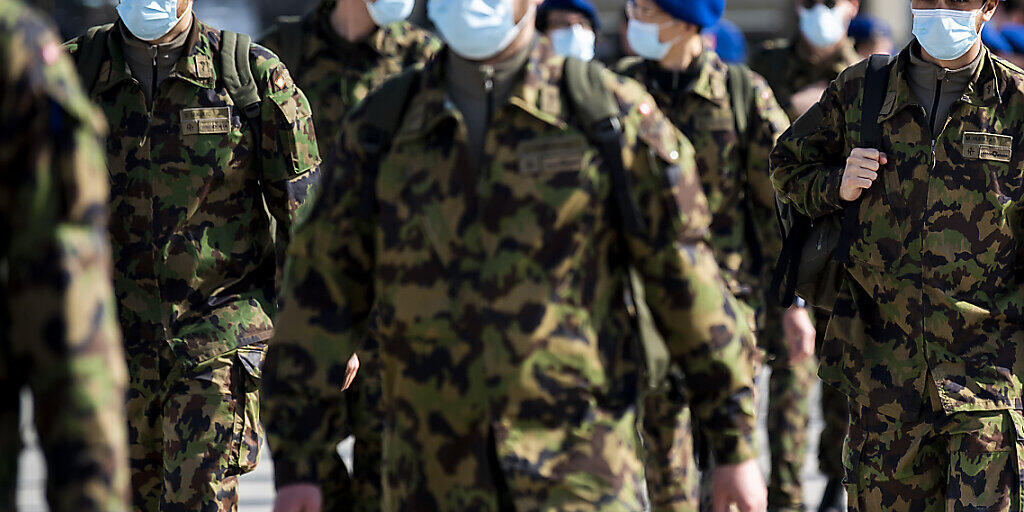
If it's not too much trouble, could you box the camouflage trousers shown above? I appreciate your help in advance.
[641,370,700,512]
[318,344,384,512]
[845,388,1023,512]
[126,340,264,512]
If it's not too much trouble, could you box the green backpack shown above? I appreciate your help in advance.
[71,25,265,157]
[355,57,674,388]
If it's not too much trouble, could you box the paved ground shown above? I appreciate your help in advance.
[15,369,836,511]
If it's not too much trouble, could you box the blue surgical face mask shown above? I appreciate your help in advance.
[798,4,846,48]
[117,0,187,42]
[364,0,415,27]
[550,24,596,62]
[428,0,531,61]
[912,8,982,61]
[626,18,676,61]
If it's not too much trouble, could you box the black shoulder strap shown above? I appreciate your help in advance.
[220,31,263,172]
[726,63,765,276]
[835,54,893,263]
[356,68,423,215]
[726,64,754,139]
[271,16,304,70]
[74,23,114,95]
[564,57,647,236]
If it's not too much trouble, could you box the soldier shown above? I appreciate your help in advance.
[536,0,600,61]
[615,1,809,511]
[749,2,861,510]
[262,0,767,510]
[0,1,129,510]
[63,0,321,510]
[259,1,439,510]
[771,0,1024,509]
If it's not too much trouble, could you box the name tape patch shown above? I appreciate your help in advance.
[963,131,1012,163]
[518,135,588,174]
[180,107,232,135]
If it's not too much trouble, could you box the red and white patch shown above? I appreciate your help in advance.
[41,42,61,65]
[275,75,287,89]
[638,102,653,117]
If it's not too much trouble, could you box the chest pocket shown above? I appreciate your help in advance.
[687,109,740,215]
[512,133,599,238]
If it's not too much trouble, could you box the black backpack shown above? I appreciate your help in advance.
[71,26,265,159]
[770,54,894,310]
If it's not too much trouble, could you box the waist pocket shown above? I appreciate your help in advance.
[945,409,1022,511]
[228,341,267,476]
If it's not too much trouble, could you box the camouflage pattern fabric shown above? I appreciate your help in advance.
[772,42,1024,508]
[65,16,320,512]
[0,1,129,510]
[751,35,860,500]
[616,51,789,512]
[259,7,439,509]
[640,373,699,512]
[749,37,861,122]
[260,0,441,150]
[846,385,1023,512]
[262,38,758,511]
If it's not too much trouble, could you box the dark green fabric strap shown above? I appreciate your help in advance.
[74,23,114,95]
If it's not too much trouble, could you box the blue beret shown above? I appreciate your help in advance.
[703,19,747,64]
[538,0,601,30]
[847,15,892,43]
[655,0,724,29]
[983,25,1015,54]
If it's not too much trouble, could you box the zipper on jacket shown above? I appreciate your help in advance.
[928,79,942,138]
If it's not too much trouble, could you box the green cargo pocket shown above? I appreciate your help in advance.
[228,342,267,476]
[946,410,1020,511]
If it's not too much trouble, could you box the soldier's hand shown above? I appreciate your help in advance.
[273,483,322,512]
[711,459,767,512]
[342,353,359,391]
[840,148,887,202]
[783,306,816,364]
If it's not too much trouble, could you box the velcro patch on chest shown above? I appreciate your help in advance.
[694,114,734,132]
[180,107,232,135]
[963,131,1012,163]
[517,135,588,174]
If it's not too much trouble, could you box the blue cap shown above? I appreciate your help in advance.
[983,25,1015,54]
[538,0,601,30]
[703,19,747,64]
[655,0,724,29]
[847,15,892,43]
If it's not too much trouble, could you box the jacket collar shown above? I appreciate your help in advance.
[637,51,728,106]
[397,36,571,140]
[96,16,217,95]
[878,41,998,123]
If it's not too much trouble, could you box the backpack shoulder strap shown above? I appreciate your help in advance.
[73,23,114,95]
[270,15,304,70]
[220,31,263,171]
[564,57,646,236]
[355,67,423,214]
[835,54,894,264]
[726,63,754,139]
[861,54,895,148]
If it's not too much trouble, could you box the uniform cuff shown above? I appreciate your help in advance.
[268,440,321,488]
[823,165,847,213]
[706,420,759,465]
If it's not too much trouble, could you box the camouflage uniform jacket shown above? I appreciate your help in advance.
[0,1,128,509]
[259,0,441,141]
[616,51,791,302]
[750,36,860,122]
[65,19,321,367]
[262,39,758,507]
[771,44,1024,419]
